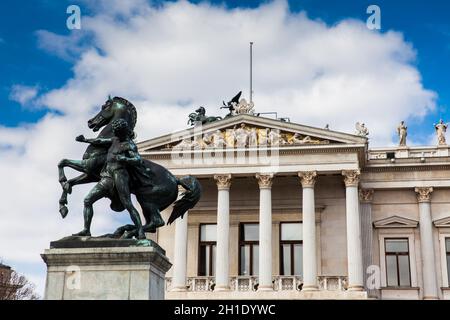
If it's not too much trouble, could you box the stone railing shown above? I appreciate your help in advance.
[273,276,303,291]
[368,146,449,160]
[230,276,259,291]
[318,276,348,291]
[166,275,347,292]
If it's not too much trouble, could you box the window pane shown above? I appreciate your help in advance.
[281,223,302,241]
[386,239,409,253]
[200,224,217,242]
[447,255,450,286]
[282,244,291,275]
[294,243,303,276]
[205,245,211,276]
[211,245,216,276]
[198,246,206,276]
[240,245,251,275]
[386,255,398,286]
[398,255,411,286]
[446,238,450,253]
[244,224,259,241]
[253,245,259,276]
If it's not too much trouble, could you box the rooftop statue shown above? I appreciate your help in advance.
[221,91,242,117]
[397,121,408,147]
[355,122,369,137]
[435,119,448,146]
[188,106,222,126]
[58,96,201,238]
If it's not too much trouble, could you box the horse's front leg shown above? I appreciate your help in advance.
[58,159,88,183]
[59,173,97,218]
[57,159,90,218]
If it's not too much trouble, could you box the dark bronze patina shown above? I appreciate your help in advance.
[57,96,201,239]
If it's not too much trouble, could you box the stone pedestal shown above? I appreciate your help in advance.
[41,237,172,300]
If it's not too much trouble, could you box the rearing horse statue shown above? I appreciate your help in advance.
[58,96,201,236]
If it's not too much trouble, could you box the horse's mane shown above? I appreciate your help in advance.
[112,96,137,130]
[113,96,137,138]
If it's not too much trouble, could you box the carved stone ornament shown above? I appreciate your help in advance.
[214,174,232,190]
[342,170,360,187]
[256,173,274,188]
[415,187,433,203]
[359,189,374,202]
[298,171,317,188]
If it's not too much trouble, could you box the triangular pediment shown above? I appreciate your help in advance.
[373,216,419,229]
[433,216,450,228]
[137,114,367,152]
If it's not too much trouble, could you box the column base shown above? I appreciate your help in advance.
[423,296,439,300]
[302,285,319,291]
[258,285,274,291]
[214,285,230,292]
[347,285,364,291]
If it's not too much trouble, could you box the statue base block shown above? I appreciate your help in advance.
[41,237,172,300]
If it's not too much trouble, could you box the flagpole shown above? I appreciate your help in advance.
[250,42,253,104]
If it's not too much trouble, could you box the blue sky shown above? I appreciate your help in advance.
[1,0,450,141]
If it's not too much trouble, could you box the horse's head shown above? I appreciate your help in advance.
[195,106,206,115]
[88,96,136,133]
[88,97,115,132]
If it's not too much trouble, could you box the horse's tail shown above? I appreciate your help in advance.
[167,176,202,224]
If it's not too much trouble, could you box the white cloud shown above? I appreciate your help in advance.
[0,0,438,296]
[9,85,39,106]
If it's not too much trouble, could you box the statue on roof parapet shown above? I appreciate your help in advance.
[435,119,448,146]
[188,106,222,126]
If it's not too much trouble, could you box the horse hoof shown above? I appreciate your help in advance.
[59,206,69,218]
[62,182,72,194]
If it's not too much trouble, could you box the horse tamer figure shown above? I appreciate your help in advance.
[57,96,201,238]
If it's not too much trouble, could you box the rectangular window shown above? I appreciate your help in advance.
[198,224,216,276]
[385,238,411,287]
[239,223,259,276]
[280,222,303,276]
[446,238,450,286]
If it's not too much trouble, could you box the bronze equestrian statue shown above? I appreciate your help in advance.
[187,106,222,126]
[58,96,201,238]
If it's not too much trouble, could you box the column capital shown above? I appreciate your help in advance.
[415,187,433,203]
[342,170,360,187]
[359,189,374,203]
[214,174,232,190]
[298,171,317,188]
[256,173,274,189]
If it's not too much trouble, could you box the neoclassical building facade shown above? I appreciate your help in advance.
[137,113,450,300]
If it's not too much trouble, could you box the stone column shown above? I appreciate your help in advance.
[298,171,318,291]
[415,187,439,300]
[214,174,232,291]
[256,173,274,291]
[171,186,189,291]
[342,170,364,291]
[359,189,378,297]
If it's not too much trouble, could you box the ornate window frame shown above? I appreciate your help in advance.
[433,216,450,288]
[374,216,419,288]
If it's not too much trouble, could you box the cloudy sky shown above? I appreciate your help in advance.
[0,0,449,296]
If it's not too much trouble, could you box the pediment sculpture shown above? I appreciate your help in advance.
[169,124,330,150]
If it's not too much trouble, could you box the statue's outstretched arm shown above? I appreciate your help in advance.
[87,138,113,146]
[76,135,112,146]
